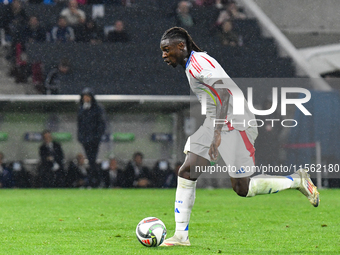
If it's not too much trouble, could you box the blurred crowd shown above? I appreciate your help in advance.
[2,0,131,44]
[0,0,247,90]
[175,0,246,47]
[0,149,181,189]
[1,0,246,46]
[0,0,248,189]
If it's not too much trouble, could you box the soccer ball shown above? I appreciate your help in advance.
[136,217,167,247]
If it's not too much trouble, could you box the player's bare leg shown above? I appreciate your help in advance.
[161,152,208,246]
[230,176,250,197]
[232,170,319,207]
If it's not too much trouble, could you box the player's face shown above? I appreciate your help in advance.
[160,39,186,68]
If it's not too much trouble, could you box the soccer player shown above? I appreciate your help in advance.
[159,27,320,246]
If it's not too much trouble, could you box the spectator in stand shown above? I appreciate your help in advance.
[60,0,86,27]
[227,1,246,19]
[123,152,152,188]
[163,161,181,188]
[23,16,46,43]
[51,16,75,43]
[176,1,195,28]
[26,16,46,88]
[101,158,124,188]
[2,0,28,41]
[60,0,86,39]
[216,0,246,26]
[0,152,13,188]
[8,161,32,188]
[43,58,71,95]
[3,0,29,82]
[78,18,103,44]
[65,153,90,188]
[38,130,65,188]
[77,88,106,187]
[107,20,129,43]
[217,20,239,46]
[151,160,172,188]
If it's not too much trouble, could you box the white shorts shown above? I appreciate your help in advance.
[184,118,258,178]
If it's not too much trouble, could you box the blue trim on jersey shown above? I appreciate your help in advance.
[185,51,195,69]
[286,176,293,181]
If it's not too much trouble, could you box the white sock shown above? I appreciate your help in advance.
[174,177,196,241]
[246,173,300,197]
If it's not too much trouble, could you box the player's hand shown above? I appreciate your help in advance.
[137,178,149,187]
[209,130,221,161]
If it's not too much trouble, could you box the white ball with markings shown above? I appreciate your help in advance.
[136,217,167,247]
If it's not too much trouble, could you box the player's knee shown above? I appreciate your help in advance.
[178,164,190,179]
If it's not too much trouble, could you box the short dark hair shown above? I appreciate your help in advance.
[133,152,143,159]
[161,27,203,53]
[41,129,51,136]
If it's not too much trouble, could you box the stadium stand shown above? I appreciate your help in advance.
[1,4,297,95]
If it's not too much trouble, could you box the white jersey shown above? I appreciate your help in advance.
[185,51,256,132]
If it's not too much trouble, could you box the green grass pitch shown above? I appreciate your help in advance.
[0,188,339,254]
